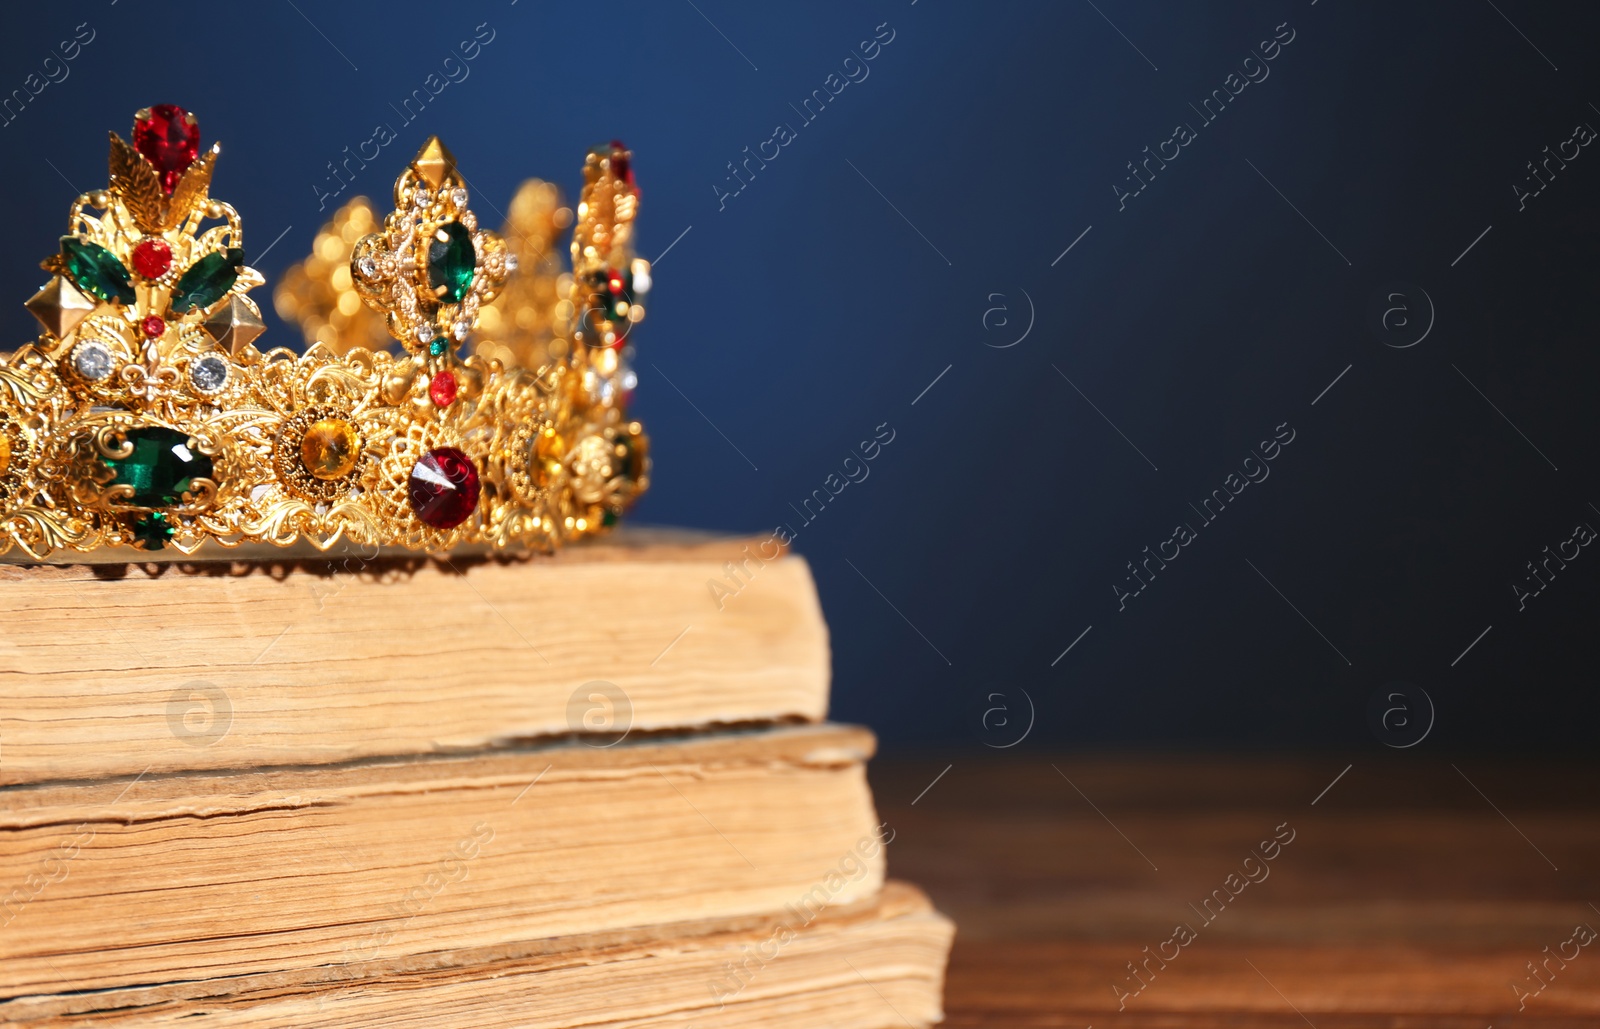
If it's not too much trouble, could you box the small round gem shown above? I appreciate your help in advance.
[300,418,361,480]
[132,238,172,279]
[429,370,458,408]
[356,255,377,279]
[189,354,229,394]
[141,315,166,338]
[408,447,480,529]
[72,340,115,382]
[428,337,448,357]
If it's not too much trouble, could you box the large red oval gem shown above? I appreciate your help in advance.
[408,447,479,529]
[133,105,201,195]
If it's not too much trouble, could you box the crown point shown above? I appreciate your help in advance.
[133,104,201,195]
[25,275,97,339]
[412,136,457,190]
[202,294,266,354]
[609,140,633,184]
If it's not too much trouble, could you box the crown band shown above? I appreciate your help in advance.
[1,106,650,559]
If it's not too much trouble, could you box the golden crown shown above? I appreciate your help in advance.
[3,104,650,558]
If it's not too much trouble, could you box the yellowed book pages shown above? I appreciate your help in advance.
[0,882,951,1028]
[0,528,827,785]
[0,724,885,998]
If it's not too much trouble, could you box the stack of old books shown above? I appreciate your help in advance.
[0,531,952,1027]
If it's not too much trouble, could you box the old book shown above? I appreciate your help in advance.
[0,529,826,785]
[0,724,885,998]
[0,882,950,1027]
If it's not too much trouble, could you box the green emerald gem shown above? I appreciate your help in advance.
[169,248,245,314]
[60,236,136,306]
[131,512,175,550]
[106,427,214,506]
[428,337,448,357]
[427,222,476,303]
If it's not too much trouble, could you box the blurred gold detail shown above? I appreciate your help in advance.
[274,197,390,353]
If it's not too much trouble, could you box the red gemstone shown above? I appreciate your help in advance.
[141,315,166,338]
[131,238,172,279]
[409,447,480,529]
[609,140,632,184]
[429,370,458,408]
[133,104,200,195]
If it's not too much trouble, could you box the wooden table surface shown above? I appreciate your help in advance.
[871,755,1600,1028]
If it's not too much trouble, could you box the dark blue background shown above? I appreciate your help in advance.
[4,1,1598,752]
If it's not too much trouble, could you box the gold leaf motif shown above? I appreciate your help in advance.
[107,132,169,234]
[168,145,219,230]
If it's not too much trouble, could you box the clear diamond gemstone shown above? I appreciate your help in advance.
[189,354,229,393]
[450,188,468,208]
[357,256,377,279]
[72,341,114,382]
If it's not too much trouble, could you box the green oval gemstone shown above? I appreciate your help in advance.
[427,222,476,303]
[60,236,136,306]
[106,427,215,507]
[169,248,244,314]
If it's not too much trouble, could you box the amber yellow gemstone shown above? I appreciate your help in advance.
[533,426,565,487]
[535,426,565,462]
[300,418,360,479]
[0,434,11,476]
